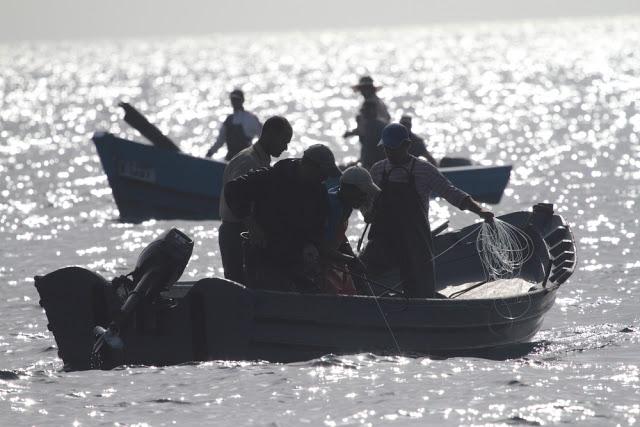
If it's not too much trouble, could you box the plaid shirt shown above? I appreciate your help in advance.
[370,156,470,211]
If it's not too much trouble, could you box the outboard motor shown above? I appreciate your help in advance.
[92,228,193,368]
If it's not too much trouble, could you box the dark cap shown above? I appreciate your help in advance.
[378,123,410,149]
[302,144,341,177]
[229,89,244,101]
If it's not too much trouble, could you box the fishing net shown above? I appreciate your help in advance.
[476,218,534,281]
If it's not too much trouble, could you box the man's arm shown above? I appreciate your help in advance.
[343,114,363,138]
[224,167,269,219]
[206,122,227,157]
[413,136,438,166]
[460,196,494,221]
[418,160,493,221]
[378,102,391,123]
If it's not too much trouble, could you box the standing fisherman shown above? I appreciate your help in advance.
[217,116,293,283]
[353,99,387,169]
[344,75,391,139]
[206,89,262,161]
[361,123,494,298]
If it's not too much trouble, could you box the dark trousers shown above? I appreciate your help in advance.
[360,237,435,298]
[219,221,246,283]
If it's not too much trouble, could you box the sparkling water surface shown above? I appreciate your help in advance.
[1,17,640,426]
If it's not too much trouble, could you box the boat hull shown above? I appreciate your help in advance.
[92,132,226,221]
[35,205,575,370]
[92,132,511,221]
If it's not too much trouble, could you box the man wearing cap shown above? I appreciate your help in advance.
[344,75,391,140]
[399,115,438,166]
[224,144,341,291]
[206,89,262,161]
[218,116,293,283]
[361,123,494,298]
[319,166,381,294]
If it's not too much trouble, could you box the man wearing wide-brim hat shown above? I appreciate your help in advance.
[344,75,391,140]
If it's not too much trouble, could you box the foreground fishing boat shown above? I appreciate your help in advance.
[35,203,575,370]
[92,132,512,221]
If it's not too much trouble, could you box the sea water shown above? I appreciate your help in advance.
[1,17,640,426]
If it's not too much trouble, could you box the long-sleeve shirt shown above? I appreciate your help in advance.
[219,143,270,222]
[209,110,262,155]
[224,159,329,266]
[357,95,391,123]
[370,156,471,211]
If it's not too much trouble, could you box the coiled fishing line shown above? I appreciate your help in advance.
[476,219,534,281]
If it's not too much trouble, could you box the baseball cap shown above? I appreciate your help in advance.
[341,166,381,198]
[302,144,342,178]
[378,123,410,149]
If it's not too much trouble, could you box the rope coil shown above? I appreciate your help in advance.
[476,218,534,281]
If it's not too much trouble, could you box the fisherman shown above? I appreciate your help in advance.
[321,166,381,295]
[224,144,341,292]
[361,123,494,298]
[206,89,262,160]
[218,116,293,283]
[344,75,391,139]
[347,99,387,169]
[399,115,438,166]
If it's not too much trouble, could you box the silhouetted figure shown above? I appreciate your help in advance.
[353,99,387,169]
[323,166,381,295]
[225,144,341,292]
[218,116,293,283]
[206,89,262,161]
[399,115,438,166]
[361,124,493,298]
[344,75,390,139]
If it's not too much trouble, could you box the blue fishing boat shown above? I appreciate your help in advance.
[92,132,512,222]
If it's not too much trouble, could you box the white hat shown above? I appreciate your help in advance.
[340,166,381,198]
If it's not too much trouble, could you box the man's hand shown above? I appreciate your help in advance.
[246,217,267,248]
[343,130,356,138]
[302,244,322,276]
[205,149,214,158]
[478,208,495,223]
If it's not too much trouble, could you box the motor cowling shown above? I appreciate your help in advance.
[132,228,194,298]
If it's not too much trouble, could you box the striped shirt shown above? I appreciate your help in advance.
[219,143,270,222]
[370,156,470,210]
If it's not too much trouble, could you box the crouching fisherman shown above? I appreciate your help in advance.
[361,123,494,298]
[224,144,341,291]
[218,116,293,283]
[320,166,381,295]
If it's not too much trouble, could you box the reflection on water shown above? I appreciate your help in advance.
[1,17,640,425]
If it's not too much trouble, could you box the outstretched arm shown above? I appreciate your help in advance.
[206,123,227,157]
[461,196,494,222]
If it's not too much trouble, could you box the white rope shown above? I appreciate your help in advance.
[476,218,534,281]
[362,279,402,354]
